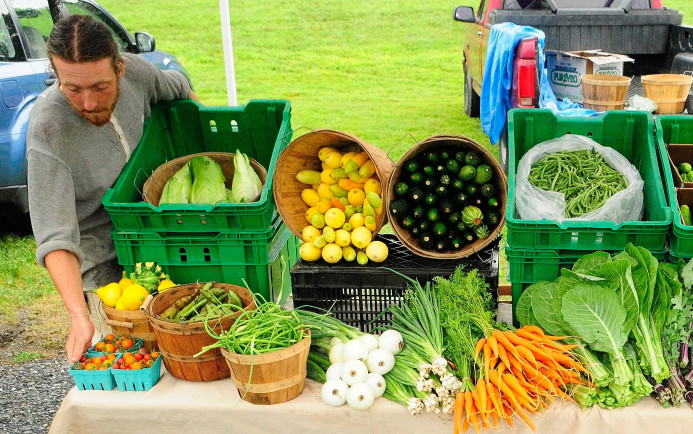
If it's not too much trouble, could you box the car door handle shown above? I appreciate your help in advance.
[45,76,57,86]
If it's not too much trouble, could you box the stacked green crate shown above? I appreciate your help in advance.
[505,109,672,323]
[103,100,298,302]
[654,115,693,262]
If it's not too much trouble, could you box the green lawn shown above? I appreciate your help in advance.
[2,0,692,322]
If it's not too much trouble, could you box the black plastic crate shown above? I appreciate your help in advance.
[290,235,500,332]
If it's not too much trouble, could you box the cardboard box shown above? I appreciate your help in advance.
[667,144,693,188]
[545,50,634,103]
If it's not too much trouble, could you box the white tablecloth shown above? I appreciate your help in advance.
[49,369,693,434]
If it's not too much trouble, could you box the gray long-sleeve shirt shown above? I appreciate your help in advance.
[27,53,191,274]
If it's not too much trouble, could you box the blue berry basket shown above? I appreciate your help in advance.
[111,355,163,391]
[86,337,143,358]
[69,362,116,391]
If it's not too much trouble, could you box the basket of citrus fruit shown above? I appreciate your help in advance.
[69,353,119,391]
[273,129,394,265]
[111,349,163,391]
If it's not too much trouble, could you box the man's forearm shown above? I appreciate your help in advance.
[44,250,87,316]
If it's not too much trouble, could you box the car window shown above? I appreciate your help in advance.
[505,0,651,9]
[12,0,51,59]
[0,3,17,60]
[62,0,130,52]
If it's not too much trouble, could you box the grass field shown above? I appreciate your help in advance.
[2,0,692,357]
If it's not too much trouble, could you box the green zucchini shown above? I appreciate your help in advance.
[405,159,420,173]
[682,205,692,226]
[394,182,409,197]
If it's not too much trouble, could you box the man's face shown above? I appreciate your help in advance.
[53,56,124,127]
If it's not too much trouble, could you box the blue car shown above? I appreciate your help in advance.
[0,0,192,214]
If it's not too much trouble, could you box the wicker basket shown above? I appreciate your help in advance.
[101,302,158,351]
[144,282,256,382]
[386,134,506,259]
[142,152,267,206]
[221,330,310,405]
[642,74,693,114]
[272,129,394,240]
[581,74,631,111]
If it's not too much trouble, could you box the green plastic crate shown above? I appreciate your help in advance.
[507,245,668,325]
[113,223,299,303]
[655,115,693,259]
[506,109,672,251]
[102,99,292,233]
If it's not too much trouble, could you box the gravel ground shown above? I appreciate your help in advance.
[0,359,73,434]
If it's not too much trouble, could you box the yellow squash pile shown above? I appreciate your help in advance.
[94,271,176,311]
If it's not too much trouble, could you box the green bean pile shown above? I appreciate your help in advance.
[528,149,628,218]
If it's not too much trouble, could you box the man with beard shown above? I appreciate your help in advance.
[26,15,198,362]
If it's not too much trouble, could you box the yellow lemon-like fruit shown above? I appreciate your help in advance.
[347,188,366,207]
[324,208,346,229]
[115,298,127,310]
[120,283,149,310]
[301,189,321,207]
[365,240,388,263]
[334,229,351,247]
[321,243,343,264]
[340,152,357,168]
[324,152,343,169]
[317,183,335,200]
[95,282,121,308]
[310,212,326,229]
[363,178,382,196]
[364,215,377,231]
[351,226,372,249]
[341,222,353,232]
[356,250,369,265]
[157,279,176,292]
[316,199,332,214]
[342,246,357,262]
[302,225,321,243]
[313,235,327,249]
[344,205,356,220]
[118,271,133,291]
[300,242,322,261]
[320,169,337,185]
[349,213,365,229]
[322,226,336,243]
[305,207,320,223]
[318,146,339,162]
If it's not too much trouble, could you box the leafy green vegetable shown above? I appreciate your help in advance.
[160,162,192,204]
[572,251,611,276]
[561,283,633,386]
[596,259,639,337]
[515,281,546,327]
[231,149,263,203]
[190,155,227,204]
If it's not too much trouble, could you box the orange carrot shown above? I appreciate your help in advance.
[496,342,512,370]
[329,197,346,211]
[464,391,474,428]
[488,370,521,410]
[500,401,514,427]
[505,350,525,373]
[475,338,487,360]
[488,335,500,358]
[503,373,536,407]
[466,391,482,434]
[516,345,538,368]
[477,380,488,422]
[483,342,492,380]
[522,325,545,336]
[454,392,465,434]
[486,378,503,415]
[462,418,470,433]
[494,330,521,359]
[471,389,488,428]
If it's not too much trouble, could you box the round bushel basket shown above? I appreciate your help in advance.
[101,302,158,351]
[642,74,693,114]
[386,134,507,259]
[221,330,311,405]
[273,129,394,240]
[145,282,256,382]
[581,74,631,111]
[142,151,267,206]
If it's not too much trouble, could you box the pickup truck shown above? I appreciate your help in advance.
[453,0,693,168]
[0,0,192,215]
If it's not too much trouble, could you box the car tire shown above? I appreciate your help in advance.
[464,61,480,118]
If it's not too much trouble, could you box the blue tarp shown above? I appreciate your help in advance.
[480,22,598,145]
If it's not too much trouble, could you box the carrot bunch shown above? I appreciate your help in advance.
[453,325,592,433]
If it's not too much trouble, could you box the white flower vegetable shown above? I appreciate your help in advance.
[231,149,263,203]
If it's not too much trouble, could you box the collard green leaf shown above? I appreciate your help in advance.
[681,258,693,290]
[530,281,570,336]
[611,251,638,268]
[596,259,639,337]
[516,282,548,327]
[572,251,612,276]
[561,284,629,358]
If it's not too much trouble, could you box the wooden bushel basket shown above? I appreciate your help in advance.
[272,129,394,240]
[581,74,631,111]
[144,282,256,382]
[101,302,158,351]
[386,134,507,259]
[642,74,693,114]
[221,331,311,405]
[142,152,267,206]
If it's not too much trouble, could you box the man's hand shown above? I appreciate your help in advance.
[66,315,95,362]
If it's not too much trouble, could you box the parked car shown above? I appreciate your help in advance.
[0,0,193,213]
[453,0,693,170]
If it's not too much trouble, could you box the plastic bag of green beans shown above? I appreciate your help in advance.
[515,134,644,223]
